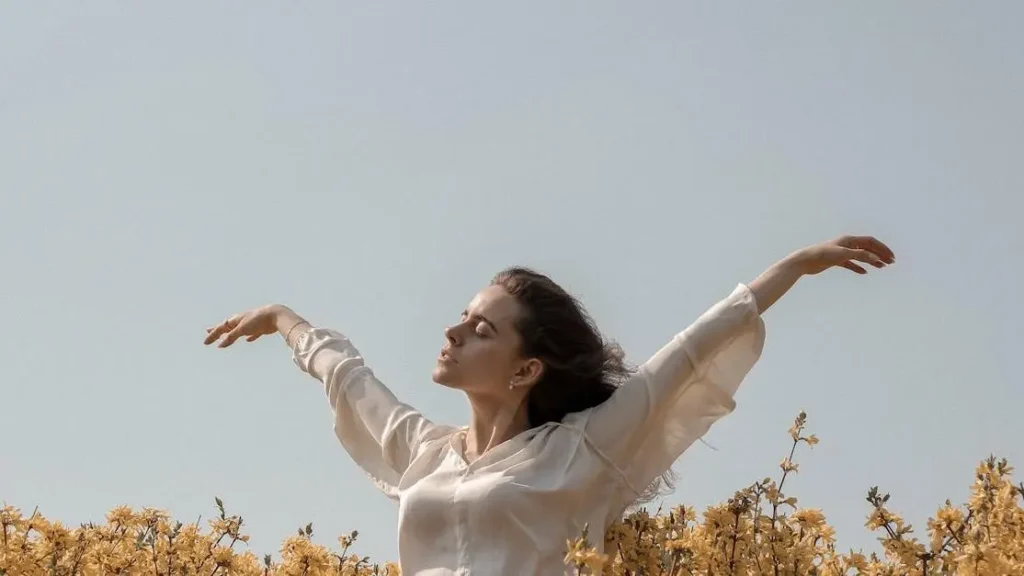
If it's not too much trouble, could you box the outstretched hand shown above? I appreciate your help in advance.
[749,234,894,314]
[204,305,281,348]
[795,235,895,275]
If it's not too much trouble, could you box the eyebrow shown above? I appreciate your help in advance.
[462,310,499,334]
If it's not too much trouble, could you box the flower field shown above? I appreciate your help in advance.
[3,413,1021,575]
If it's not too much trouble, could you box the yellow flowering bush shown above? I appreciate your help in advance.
[3,412,1021,575]
[566,413,1024,575]
[0,500,398,576]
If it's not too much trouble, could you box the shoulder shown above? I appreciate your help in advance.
[557,409,594,431]
[416,424,460,455]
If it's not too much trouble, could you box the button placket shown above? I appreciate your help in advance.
[452,455,470,572]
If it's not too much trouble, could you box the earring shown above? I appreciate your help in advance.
[508,380,516,391]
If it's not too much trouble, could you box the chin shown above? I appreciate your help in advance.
[432,367,470,391]
[431,366,456,387]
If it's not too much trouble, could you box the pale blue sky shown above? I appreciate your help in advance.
[2,1,1021,564]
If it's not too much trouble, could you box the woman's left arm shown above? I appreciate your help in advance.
[581,235,894,497]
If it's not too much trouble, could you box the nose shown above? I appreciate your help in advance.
[444,324,461,346]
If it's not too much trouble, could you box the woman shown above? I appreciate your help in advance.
[204,235,894,575]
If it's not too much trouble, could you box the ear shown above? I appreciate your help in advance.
[512,358,544,388]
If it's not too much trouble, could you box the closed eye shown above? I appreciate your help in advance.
[461,310,499,335]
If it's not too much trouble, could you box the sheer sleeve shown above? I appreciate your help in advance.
[291,327,449,500]
[581,284,766,497]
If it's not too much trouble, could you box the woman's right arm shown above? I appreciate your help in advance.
[205,305,445,500]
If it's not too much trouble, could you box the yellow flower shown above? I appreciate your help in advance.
[105,505,134,525]
[213,546,234,565]
[792,508,826,528]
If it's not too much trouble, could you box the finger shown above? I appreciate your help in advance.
[849,236,895,263]
[204,316,239,345]
[845,248,886,268]
[218,328,244,348]
[245,334,261,342]
[204,324,227,345]
[840,261,867,275]
[857,236,895,263]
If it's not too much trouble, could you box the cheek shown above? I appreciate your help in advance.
[462,340,517,376]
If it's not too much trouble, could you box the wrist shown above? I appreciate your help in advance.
[264,304,299,330]
[262,304,285,325]
[782,249,813,276]
[268,305,311,346]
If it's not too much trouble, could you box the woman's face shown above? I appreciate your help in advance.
[432,285,540,395]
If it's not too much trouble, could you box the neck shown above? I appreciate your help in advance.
[463,390,530,462]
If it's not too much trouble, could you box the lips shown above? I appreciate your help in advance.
[438,349,458,364]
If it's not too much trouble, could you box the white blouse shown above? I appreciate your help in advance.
[290,284,766,576]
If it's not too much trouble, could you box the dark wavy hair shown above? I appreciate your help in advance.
[490,266,675,503]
